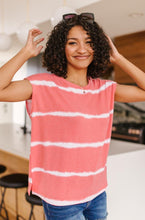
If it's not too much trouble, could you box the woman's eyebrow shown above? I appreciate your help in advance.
[67,38,77,40]
[67,37,91,41]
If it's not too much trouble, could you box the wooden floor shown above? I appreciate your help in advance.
[0,213,15,220]
[0,204,16,220]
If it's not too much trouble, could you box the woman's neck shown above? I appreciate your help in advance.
[66,68,88,87]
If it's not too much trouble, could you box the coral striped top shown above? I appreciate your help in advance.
[26,73,116,206]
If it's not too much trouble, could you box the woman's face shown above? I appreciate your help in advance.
[65,25,94,72]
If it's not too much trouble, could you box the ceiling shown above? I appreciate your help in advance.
[0,0,145,39]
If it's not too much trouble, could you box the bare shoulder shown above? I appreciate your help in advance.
[0,79,32,102]
[115,83,145,102]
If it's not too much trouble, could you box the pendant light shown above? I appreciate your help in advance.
[51,0,76,27]
[0,0,12,51]
[16,0,37,45]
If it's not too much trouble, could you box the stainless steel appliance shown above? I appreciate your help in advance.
[112,102,145,144]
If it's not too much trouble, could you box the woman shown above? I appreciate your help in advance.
[0,13,145,220]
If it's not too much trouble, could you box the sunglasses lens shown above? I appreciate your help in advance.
[63,14,76,20]
[82,13,94,19]
[80,13,94,23]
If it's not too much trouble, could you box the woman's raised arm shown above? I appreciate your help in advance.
[0,29,44,102]
[108,36,145,103]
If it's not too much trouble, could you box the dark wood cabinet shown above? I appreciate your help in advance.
[114,31,145,84]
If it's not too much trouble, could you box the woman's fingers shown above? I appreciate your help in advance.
[37,45,44,54]
[24,28,44,57]
[27,29,43,44]
[106,35,120,63]
[27,28,44,47]
[29,28,42,37]
[34,37,45,45]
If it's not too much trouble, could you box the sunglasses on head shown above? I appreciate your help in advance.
[63,13,95,24]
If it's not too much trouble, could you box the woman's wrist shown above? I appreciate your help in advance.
[20,46,34,60]
[112,53,123,65]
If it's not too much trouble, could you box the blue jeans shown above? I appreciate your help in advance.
[42,191,107,220]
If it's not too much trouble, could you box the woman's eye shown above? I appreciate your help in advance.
[68,41,76,45]
[86,41,92,44]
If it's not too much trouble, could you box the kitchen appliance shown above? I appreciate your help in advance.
[111,102,145,144]
[112,122,145,144]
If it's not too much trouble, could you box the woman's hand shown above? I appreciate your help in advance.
[23,29,44,58]
[107,36,121,64]
[106,36,145,102]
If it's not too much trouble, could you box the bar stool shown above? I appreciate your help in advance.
[0,165,6,174]
[0,165,7,218]
[0,173,28,220]
[25,192,44,220]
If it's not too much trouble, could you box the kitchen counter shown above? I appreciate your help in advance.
[107,143,145,220]
[109,138,145,155]
[0,123,31,159]
[0,123,145,159]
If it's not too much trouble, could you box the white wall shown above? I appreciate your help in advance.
[0,34,27,125]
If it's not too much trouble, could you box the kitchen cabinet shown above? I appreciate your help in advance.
[114,31,145,84]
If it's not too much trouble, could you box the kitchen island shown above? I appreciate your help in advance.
[108,140,145,220]
[0,123,145,158]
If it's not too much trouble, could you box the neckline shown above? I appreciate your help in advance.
[54,74,91,90]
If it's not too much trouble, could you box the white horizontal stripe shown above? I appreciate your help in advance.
[32,188,107,206]
[31,109,113,119]
[30,80,115,95]
[31,165,106,177]
[31,138,110,149]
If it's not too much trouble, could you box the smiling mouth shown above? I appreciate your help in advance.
[74,56,90,59]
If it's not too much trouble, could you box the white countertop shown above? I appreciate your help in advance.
[109,139,145,155]
[0,123,31,159]
[0,123,145,159]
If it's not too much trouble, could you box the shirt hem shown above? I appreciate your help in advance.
[32,187,107,206]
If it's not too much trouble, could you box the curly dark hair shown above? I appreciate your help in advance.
[42,14,111,79]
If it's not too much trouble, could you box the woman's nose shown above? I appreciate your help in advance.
[77,43,87,53]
